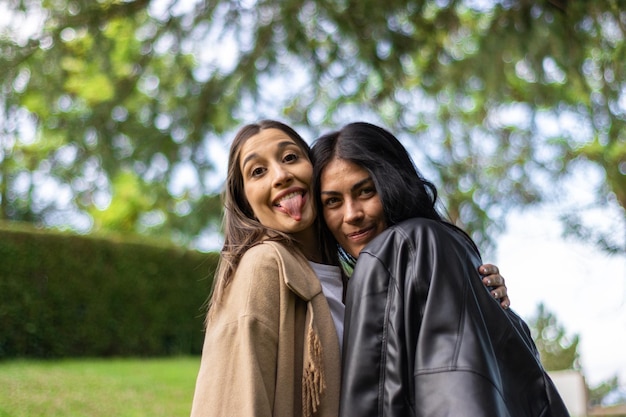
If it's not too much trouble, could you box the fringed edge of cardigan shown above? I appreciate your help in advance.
[302,307,326,417]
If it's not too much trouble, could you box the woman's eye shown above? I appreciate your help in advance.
[284,153,299,163]
[323,197,340,207]
[360,187,376,197]
[251,167,265,177]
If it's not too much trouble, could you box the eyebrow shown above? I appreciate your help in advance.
[321,176,373,195]
[241,140,298,170]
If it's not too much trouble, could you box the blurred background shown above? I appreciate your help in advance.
[1,0,624,415]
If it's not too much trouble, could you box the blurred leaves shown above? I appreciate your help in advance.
[589,376,626,408]
[89,169,154,232]
[527,303,626,407]
[0,0,624,253]
[528,302,581,373]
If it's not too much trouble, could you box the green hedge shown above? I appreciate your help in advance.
[0,222,218,358]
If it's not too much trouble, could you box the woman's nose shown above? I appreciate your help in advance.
[344,200,364,224]
[271,164,293,187]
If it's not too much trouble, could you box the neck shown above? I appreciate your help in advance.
[292,226,323,263]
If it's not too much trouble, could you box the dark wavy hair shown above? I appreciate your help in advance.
[311,122,478,262]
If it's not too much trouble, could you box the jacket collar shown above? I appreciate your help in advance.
[262,241,323,301]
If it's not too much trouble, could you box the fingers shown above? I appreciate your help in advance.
[490,285,507,299]
[479,264,504,286]
[481,273,505,287]
[489,285,511,309]
[488,288,511,309]
[500,295,511,309]
[478,263,499,276]
[479,263,505,287]
[479,263,510,309]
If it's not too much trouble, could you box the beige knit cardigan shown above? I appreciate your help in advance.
[190,241,341,417]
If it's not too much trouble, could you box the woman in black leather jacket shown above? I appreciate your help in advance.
[311,122,569,417]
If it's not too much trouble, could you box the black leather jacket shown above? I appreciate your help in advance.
[340,218,569,417]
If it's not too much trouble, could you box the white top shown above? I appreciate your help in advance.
[309,261,345,352]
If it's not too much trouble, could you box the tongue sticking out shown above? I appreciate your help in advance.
[280,194,305,221]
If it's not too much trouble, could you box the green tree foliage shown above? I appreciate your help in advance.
[588,376,625,408]
[528,303,626,407]
[528,302,580,372]
[1,0,624,252]
[1,0,229,246]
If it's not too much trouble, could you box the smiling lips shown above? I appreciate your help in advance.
[274,190,306,221]
[346,226,375,242]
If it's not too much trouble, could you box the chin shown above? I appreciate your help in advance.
[290,217,315,231]
[344,246,360,259]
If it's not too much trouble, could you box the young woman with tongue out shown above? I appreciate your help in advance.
[190,120,510,417]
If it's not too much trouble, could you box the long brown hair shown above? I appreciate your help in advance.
[208,120,337,319]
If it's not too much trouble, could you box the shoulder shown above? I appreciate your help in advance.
[363,218,444,250]
[362,217,475,258]
[394,217,450,237]
[241,240,284,259]
[215,242,297,324]
[238,241,321,300]
[237,241,293,281]
[239,241,306,272]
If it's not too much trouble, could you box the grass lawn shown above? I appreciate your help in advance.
[0,356,201,417]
